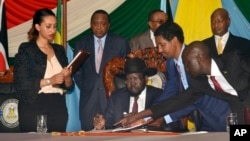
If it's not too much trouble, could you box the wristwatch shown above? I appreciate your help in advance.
[45,79,51,85]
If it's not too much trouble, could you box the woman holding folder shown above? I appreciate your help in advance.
[14,8,73,132]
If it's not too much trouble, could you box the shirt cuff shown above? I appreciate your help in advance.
[144,117,152,122]
[164,114,173,124]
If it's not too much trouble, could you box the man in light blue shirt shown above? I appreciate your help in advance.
[153,22,231,131]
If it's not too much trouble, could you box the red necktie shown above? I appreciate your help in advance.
[210,76,226,94]
[96,39,103,73]
[132,96,138,113]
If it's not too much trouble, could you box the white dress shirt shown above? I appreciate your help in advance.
[207,59,237,96]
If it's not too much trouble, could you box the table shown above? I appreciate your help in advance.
[0,132,229,141]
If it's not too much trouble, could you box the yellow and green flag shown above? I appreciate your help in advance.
[54,0,63,45]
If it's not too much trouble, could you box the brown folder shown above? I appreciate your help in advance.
[67,50,90,73]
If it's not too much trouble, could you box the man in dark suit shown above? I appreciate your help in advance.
[129,9,168,51]
[203,8,250,58]
[114,41,250,127]
[93,58,162,130]
[151,22,231,131]
[74,9,130,131]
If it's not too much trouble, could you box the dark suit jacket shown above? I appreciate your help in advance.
[155,59,231,131]
[74,32,130,131]
[129,30,155,51]
[203,32,250,58]
[150,50,250,124]
[105,86,162,129]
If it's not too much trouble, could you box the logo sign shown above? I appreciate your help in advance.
[230,125,250,141]
[0,99,19,128]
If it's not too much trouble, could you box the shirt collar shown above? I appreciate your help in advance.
[174,44,185,65]
[210,59,222,77]
[214,31,229,41]
[94,34,107,46]
[150,30,156,46]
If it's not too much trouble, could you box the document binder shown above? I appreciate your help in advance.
[67,50,90,73]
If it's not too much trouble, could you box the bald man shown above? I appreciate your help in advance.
[115,41,250,127]
[203,8,250,58]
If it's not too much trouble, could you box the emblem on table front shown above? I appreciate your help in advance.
[0,99,19,128]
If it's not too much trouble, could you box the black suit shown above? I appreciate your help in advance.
[105,86,162,129]
[74,33,130,131]
[150,50,250,124]
[203,32,250,58]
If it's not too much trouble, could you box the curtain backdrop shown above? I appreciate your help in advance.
[4,0,250,64]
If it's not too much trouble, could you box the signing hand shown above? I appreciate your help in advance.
[113,112,141,128]
[93,113,106,130]
[114,109,153,127]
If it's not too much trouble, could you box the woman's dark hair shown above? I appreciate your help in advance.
[28,8,55,41]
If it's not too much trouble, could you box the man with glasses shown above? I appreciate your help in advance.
[130,9,168,51]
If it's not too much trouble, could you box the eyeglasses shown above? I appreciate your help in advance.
[150,19,167,24]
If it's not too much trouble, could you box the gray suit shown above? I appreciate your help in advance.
[130,30,155,51]
[74,33,130,131]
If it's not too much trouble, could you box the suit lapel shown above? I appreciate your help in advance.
[145,86,151,108]
[125,90,131,113]
[88,36,96,73]
[210,36,218,57]
[143,30,154,47]
[213,58,235,89]
[99,33,113,73]
[224,33,235,53]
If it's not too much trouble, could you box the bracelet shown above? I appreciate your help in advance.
[45,79,51,86]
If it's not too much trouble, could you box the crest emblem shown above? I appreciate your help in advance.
[0,99,19,128]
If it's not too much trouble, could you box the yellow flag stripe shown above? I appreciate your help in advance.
[175,0,222,44]
[54,0,63,45]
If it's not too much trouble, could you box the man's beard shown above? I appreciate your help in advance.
[128,89,142,97]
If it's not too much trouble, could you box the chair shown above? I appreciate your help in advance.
[0,66,14,83]
[103,47,167,98]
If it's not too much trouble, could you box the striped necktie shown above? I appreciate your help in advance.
[96,39,103,73]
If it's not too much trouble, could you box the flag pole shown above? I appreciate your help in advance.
[63,0,67,50]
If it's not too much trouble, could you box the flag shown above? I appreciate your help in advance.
[160,0,173,22]
[66,43,81,131]
[166,0,173,22]
[0,0,9,71]
[54,0,63,45]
